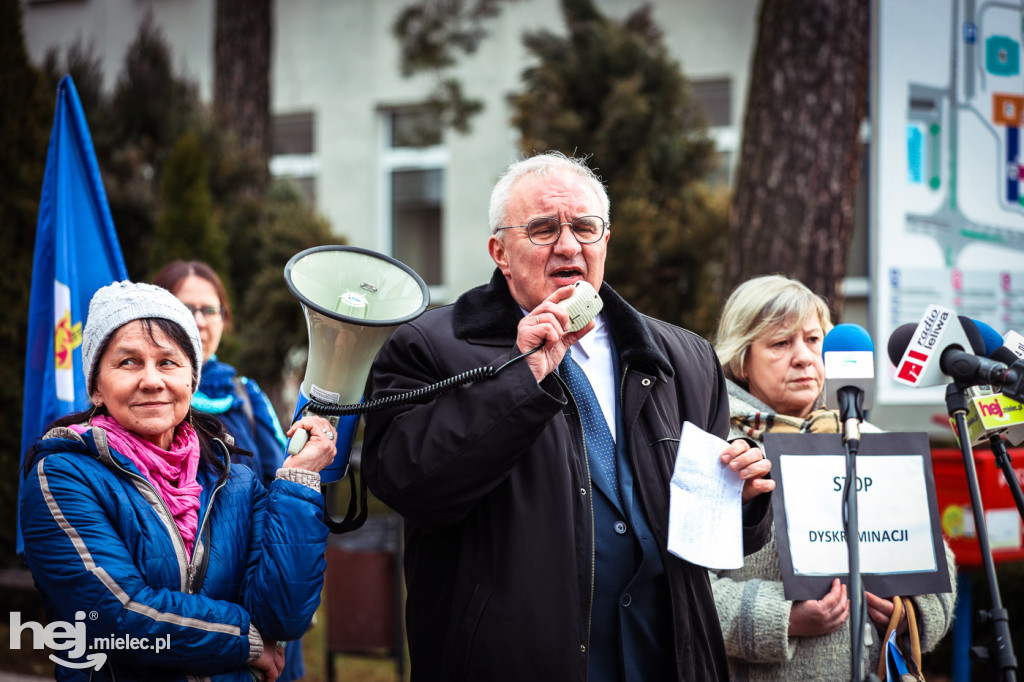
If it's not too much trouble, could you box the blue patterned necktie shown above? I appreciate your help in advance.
[560,348,619,497]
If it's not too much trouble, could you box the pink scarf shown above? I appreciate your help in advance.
[79,415,202,556]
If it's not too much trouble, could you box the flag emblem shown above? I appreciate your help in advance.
[54,308,82,370]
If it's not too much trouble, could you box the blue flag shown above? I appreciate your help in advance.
[19,75,128,550]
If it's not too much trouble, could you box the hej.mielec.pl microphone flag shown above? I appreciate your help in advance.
[19,75,129,552]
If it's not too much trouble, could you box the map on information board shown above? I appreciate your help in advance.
[875,0,1024,403]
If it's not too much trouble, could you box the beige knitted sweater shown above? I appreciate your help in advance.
[710,381,958,681]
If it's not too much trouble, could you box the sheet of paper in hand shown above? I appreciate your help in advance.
[667,421,744,569]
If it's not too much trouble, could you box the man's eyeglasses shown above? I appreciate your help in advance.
[184,304,224,319]
[495,216,608,246]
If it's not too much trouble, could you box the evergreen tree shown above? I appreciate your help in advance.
[41,38,105,133]
[100,13,202,280]
[36,19,334,414]
[511,0,727,333]
[393,0,518,131]
[150,130,228,275]
[0,0,56,565]
[237,180,338,403]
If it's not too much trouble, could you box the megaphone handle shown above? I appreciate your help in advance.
[287,428,309,456]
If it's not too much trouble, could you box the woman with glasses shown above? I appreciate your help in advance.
[153,261,286,487]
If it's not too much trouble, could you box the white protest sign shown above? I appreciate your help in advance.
[781,454,936,575]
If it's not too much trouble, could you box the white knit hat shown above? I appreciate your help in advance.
[82,281,203,396]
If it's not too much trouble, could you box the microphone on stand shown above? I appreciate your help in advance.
[823,323,876,682]
[1000,329,1024,360]
[823,323,874,447]
[966,321,1024,529]
[887,308,1021,681]
[961,321,1024,447]
[888,307,1014,390]
[973,318,1007,358]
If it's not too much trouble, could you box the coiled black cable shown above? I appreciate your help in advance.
[304,343,541,535]
[299,344,542,417]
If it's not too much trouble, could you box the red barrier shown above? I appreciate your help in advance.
[932,446,1024,568]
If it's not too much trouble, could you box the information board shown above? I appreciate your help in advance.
[874,0,1024,403]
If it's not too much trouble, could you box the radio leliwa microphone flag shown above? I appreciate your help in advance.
[19,75,128,550]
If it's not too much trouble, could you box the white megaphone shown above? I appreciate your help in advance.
[284,245,429,486]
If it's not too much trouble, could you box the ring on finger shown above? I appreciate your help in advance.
[322,426,335,440]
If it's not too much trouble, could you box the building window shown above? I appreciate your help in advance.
[389,107,443,149]
[691,78,732,127]
[380,107,447,288]
[270,112,318,205]
[691,77,735,185]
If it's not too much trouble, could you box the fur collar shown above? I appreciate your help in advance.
[453,269,674,379]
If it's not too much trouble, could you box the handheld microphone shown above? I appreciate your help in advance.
[888,305,1010,388]
[822,324,874,444]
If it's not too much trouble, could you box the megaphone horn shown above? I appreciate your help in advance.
[284,245,429,490]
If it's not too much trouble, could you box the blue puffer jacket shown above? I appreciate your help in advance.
[192,357,287,488]
[20,424,328,681]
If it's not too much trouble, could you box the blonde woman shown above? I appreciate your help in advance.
[709,274,956,680]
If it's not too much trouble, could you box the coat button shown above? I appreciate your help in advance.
[620,593,632,607]
[580,488,587,496]
[613,521,627,535]
[580,644,587,653]
[641,378,651,386]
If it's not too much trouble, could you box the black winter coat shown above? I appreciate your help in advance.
[362,270,772,681]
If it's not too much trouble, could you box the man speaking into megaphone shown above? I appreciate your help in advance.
[360,151,774,682]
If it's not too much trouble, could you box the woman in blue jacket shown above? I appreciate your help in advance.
[152,260,310,681]
[21,281,337,681]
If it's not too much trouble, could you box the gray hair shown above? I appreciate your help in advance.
[488,151,610,234]
[714,275,833,382]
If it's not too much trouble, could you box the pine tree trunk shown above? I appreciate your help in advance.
[726,0,869,320]
[214,0,271,188]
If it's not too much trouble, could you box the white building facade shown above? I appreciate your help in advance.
[22,0,759,306]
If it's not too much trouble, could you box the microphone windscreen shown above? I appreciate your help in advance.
[823,323,874,354]
[956,316,986,356]
[887,323,918,365]
[971,319,1005,357]
[823,323,874,413]
[990,345,1019,365]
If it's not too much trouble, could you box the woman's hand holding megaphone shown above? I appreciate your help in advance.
[283,415,338,473]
